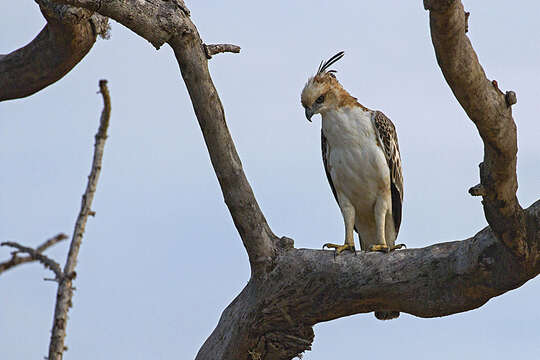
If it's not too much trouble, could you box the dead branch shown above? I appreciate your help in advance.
[197,200,540,359]
[0,235,68,279]
[0,1,108,101]
[0,233,67,275]
[52,0,190,49]
[169,32,278,275]
[424,0,531,260]
[50,0,280,273]
[48,80,111,360]
[2,1,538,360]
[204,43,241,59]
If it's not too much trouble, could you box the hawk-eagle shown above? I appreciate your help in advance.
[301,51,405,320]
[301,51,405,256]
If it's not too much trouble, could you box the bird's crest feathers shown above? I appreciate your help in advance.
[317,51,345,75]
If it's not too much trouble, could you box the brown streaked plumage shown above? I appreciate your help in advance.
[372,110,404,234]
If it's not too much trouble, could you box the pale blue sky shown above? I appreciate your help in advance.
[1,1,539,359]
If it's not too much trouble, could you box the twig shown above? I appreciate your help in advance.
[0,240,65,279]
[203,43,241,59]
[37,233,69,252]
[0,233,67,275]
[48,79,111,360]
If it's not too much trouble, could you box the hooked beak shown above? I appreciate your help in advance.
[305,107,314,122]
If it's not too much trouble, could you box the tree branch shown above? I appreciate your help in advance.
[424,0,530,260]
[0,1,109,101]
[169,28,278,275]
[203,43,241,59]
[52,0,190,49]
[48,80,111,360]
[0,234,68,278]
[53,0,279,274]
[0,233,67,275]
[0,242,63,279]
[197,199,540,360]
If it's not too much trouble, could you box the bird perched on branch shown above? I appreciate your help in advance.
[301,51,405,257]
[301,52,405,320]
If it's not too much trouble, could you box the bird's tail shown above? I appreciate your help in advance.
[374,311,400,320]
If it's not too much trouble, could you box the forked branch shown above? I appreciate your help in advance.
[0,233,67,275]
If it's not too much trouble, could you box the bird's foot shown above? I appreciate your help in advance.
[322,243,356,255]
[369,244,407,253]
[369,244,389,253]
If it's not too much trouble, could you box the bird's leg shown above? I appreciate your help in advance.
[369,197,389,253]
[323,199,355,255]
[385,207,406,251]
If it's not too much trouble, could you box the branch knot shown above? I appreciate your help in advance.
[505,91,517,107]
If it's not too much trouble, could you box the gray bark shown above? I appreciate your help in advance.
[0,1,108,101]
[48,80,112,360]
[425,0,531,260]
[197,201,540,359]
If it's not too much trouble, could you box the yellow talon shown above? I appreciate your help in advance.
[369,244,389,253]
[369,244,406,253]
[322,243,356,255]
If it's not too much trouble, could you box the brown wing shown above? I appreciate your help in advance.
[321,130,338,204]
[372,111,404,235]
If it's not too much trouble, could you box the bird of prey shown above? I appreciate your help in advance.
[301,51,405,257]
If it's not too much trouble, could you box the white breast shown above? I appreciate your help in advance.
[322,106,391,222]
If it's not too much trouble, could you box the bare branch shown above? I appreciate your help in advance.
[1,241,64,280]
[56,0,279,274]
[169,27,278,275]
[35,233,69,252]
[197,200,540,360]
[425,0,529,259]
[52,0,189,49]
[203,44,241,59]
[48,80,111,360]
[0,1,108,101]
[0,233,67,275]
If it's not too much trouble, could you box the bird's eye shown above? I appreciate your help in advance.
[316,95,325,104]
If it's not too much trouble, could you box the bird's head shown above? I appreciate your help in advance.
[301,51,346,121]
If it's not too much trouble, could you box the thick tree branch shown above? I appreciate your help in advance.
[53,0,279,274]
[0,1,109,101]
[169,30,278,275]
[48,80,111,360]
[197,200,540,360]
[0,233,67,275]
[424,0,529,260]
[52,0,190,49]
